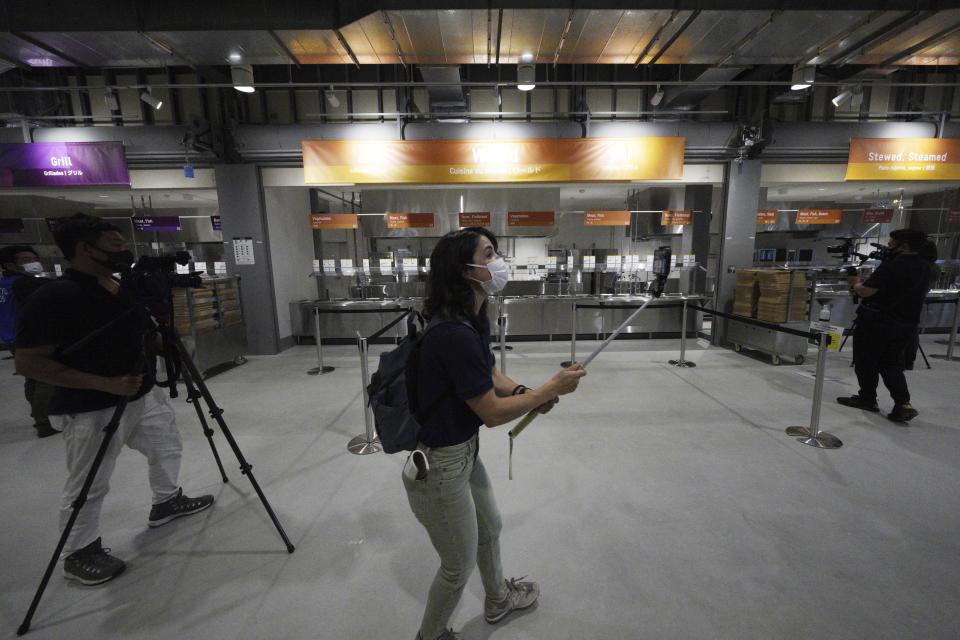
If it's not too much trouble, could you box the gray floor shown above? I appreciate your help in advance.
[1,336,959,640]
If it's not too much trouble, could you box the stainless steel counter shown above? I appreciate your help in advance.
[291,295,706,343]
[811,288,960,331]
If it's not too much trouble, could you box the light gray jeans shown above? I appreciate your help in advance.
[403,434,508,640]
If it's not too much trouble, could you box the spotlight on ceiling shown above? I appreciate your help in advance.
[517,55,535,91]
[650,84,664,106]
[103,90,119,112]
[228,52,243,63]
[832,88,853,108]
[790,65,816,91]
[139,90,162,110]
[231,64,255,93]
[326,85,340,108]
[850,85,864,110]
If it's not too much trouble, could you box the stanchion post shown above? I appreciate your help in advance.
[786,332,842,449]
[562,301,577,367]
[947,299,958,361]
[307,306,335,375]
[669,298,696,368]
[348,334,381,455]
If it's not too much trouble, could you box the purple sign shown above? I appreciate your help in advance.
[0,218,24,233]
[211,215,222,231]
[134,216,181,232]
[0,142,130,188]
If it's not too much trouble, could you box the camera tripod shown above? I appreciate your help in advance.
[18,300,294,636]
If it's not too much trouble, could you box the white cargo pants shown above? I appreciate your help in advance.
[50,387,183,554]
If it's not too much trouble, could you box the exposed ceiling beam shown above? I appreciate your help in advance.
[495,8,504,66]
[634,10,677,67]
[875,21,960,66]
[646,10,700,66]
[798,10,885,66]
[268,30,301,68]
[11,32,87,67]
[382,10,407,68]
[553,9,575,67]
[486,6,493,67]
[819,11,934,66]
[715,11,780,67]
[334,29,361,67]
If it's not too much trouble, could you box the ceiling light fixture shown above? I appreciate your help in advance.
[326,85,341,108]
[139,90,162,110]
[832,88,853,108]
[790,65,816,91]
[650,84,664,106]
[103,90,119,112]
[517,55,535,91]
[228,52,243,63]
[231,64,255,93]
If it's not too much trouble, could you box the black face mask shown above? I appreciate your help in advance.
[89,245,135,271]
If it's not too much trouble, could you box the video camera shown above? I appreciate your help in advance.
[120,251,203,315]
[826,238,890,265]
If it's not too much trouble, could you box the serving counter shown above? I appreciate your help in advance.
[291,294,706,344]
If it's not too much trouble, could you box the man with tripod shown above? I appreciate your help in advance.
[837,228,932,423]
[15,213,214,586]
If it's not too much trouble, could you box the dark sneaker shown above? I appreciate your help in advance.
[63,537,126,586]
[888,404,919,423]
[35,422,58,438]
[416,630,461,640]
[837,395,880,412]
[148,488,214,527]
[484,576,540,624]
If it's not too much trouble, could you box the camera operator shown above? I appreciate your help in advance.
[14,213,214,586]
[837,229,932,422]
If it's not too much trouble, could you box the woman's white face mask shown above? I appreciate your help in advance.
[467,257,509,294]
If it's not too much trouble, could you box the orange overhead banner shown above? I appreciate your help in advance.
[845,138,960,180]
[756,209,778,224]
[584,210,631,226]
[310,213,358,230]
[797,209,843,225]
[386,213,434,229]
[508,211,555,227]
[302,137,686,184]
[661,210,693,225]
[862,208,894,223]
[458,212,491,227]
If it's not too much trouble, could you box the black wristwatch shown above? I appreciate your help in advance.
[511,385,529,396]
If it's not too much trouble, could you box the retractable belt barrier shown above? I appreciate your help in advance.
[347,307,415,456]
[924,297,959,363]
[693,305,842,450]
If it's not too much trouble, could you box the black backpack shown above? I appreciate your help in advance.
[366,312,476,453]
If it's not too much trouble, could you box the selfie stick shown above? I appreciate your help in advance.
[507,248,673,478]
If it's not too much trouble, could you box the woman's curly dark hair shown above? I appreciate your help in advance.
[424,226,499,321]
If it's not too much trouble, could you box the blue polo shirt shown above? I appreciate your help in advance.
[416,313,495,448]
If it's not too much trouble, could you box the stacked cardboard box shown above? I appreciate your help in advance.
[733,269,760,318]
[755,270,808,323]
[173,288,219,335]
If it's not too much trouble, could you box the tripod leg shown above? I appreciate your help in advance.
[173,337,295,553]
[18,401,128,636]
[919,342,931,370]
[180,366,229,483]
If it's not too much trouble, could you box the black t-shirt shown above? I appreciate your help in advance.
[16,269,154,415]
[415,313,495,448]
[13,274,51,304]
[862,253,931,325]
